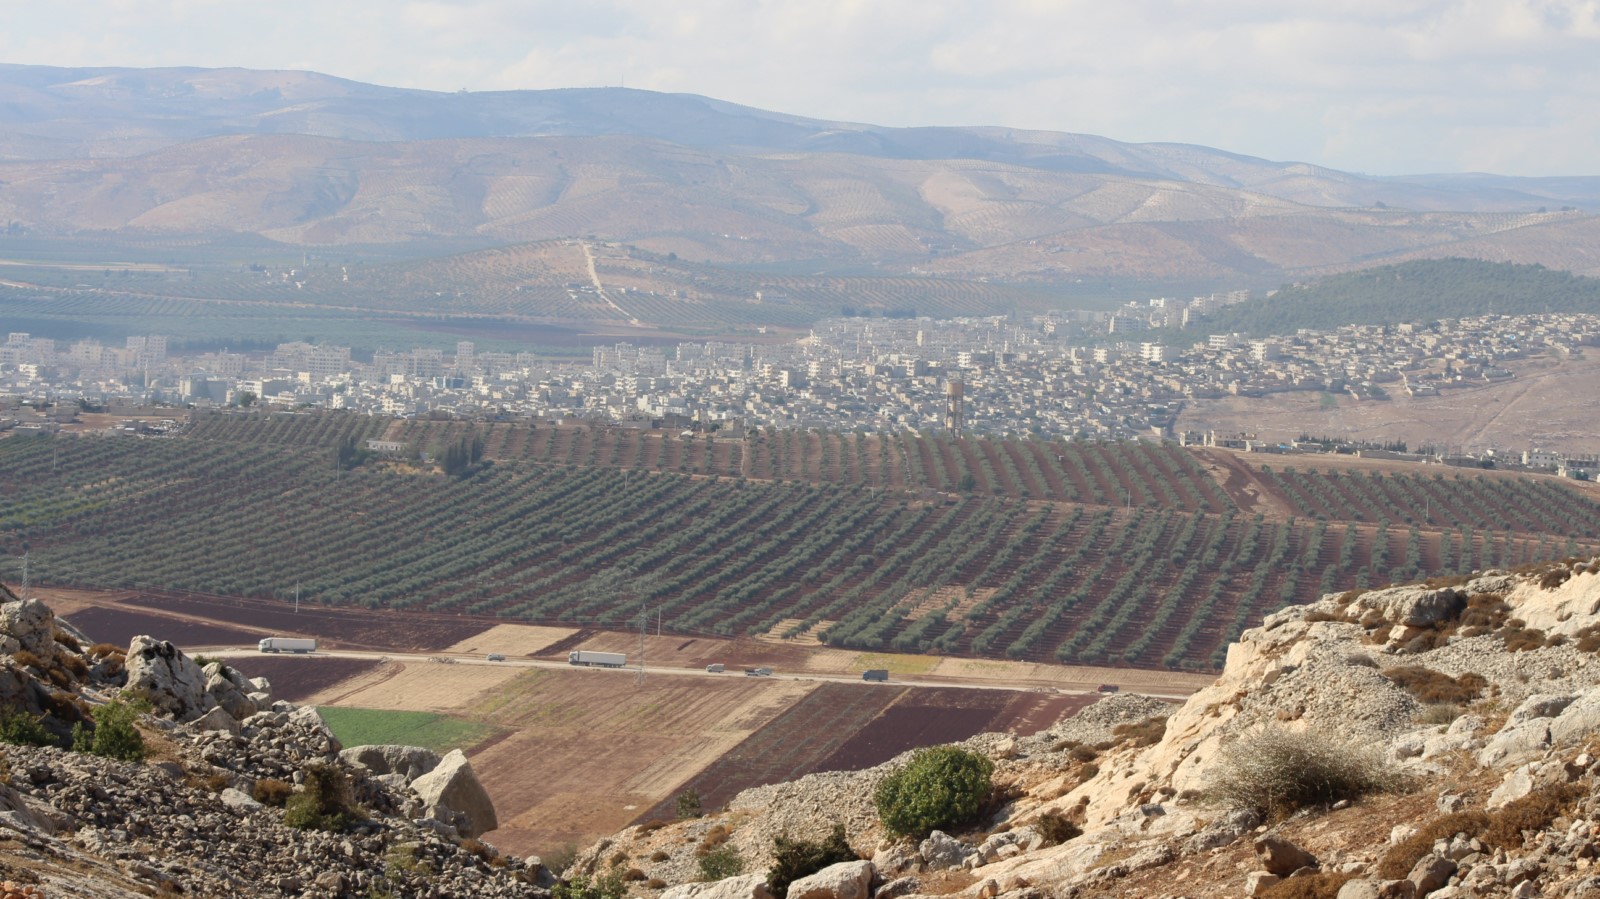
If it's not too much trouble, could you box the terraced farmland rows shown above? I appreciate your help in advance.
[1257,466,1600,537]
[6,418,1599,671]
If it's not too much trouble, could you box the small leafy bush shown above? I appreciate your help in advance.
[553,868,626,899]
[1206,727,1404,820]
[1034,810,1081,846]
[875,745,995,838]
[0,709,57,747]
[70,698,147,762]
[699,845,745,881]
[676,787,704,818]
[767,824,856,899]
[283,762,362,832]
[542,843,579,878]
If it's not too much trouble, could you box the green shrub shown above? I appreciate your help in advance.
[767,824,856,899]
[699,845,745,881]
[676,787,704,818]
[542,843,580,878]
[70,698,147,762]
[0,709,57,747]
[553,868,626,899]
[1205,727,1404,820]
[874,746,994,838]
[283,762,362,832]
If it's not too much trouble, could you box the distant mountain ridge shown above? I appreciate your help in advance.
[4,63,1597,212]
[2,62,1600,307]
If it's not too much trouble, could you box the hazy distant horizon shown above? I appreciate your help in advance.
[7,1,1599,179]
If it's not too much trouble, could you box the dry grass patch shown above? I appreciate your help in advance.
[1259,872,1356,899]
[1207,727,1408,820]
[1376,782,1584,879]
[1382,666,1487,705]
[1112,716,1167,748]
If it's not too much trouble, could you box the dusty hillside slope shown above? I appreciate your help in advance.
[576,559,1600,899]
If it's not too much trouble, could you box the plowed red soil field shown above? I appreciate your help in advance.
[61,606,260,650]
[636,683,1092,822]
[225,656,387,704]
[122,593,491,651]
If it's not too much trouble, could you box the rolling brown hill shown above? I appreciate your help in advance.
[2,63,1599,330]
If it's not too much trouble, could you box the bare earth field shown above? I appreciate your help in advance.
[455,667,818,855]
[299,659,529,712]
[443,624,579,657]
[1179,354,1600,456]
[226,656,387,704]
[41,587,1213,858]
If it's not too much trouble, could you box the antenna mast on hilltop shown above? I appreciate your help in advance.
[637,606,647,685]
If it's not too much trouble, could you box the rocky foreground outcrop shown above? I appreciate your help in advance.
[0,588,546,898]
[579,559,1600,899]
[19,559,1600,898]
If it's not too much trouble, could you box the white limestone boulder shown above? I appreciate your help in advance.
[660,875,773,899]
[410,748,498,838]
[123,635,212,721]
[0,597,58,664]
[786,860,874,899]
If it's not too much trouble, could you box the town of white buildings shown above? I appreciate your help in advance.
[5,306,1600,470]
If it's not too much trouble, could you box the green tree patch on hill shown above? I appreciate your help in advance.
[1199,259,1600,335]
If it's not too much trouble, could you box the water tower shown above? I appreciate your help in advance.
[945,380,965,436]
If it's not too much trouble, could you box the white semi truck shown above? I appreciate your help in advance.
[568,650,627,668]
[258,637,316,654]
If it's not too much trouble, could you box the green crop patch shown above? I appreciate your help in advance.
[318,707,494,754]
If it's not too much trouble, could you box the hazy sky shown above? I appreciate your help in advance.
[7,0,1599,176]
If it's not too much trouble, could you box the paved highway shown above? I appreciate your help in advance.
[204,645,1202,701]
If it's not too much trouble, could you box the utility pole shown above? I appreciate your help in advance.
[294,582,301,614]
[19,549,29,600]
[636,606,647,685]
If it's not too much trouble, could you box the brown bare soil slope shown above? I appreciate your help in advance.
[1179,355,1600,457]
